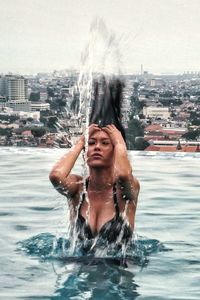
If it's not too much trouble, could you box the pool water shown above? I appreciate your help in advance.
[0,147,200,299]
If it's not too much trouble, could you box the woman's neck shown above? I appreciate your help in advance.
[88,167,114,191]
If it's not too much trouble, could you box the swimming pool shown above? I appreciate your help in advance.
[0,147,200,299]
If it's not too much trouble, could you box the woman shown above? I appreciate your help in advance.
[49,123,140,246]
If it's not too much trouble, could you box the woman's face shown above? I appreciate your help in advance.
[87,129,114,168]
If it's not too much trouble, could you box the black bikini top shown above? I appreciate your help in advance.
[76,181,132,244]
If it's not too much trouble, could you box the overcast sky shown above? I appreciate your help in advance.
[1,0,200,75]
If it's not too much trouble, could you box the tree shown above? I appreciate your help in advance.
[191,118,200,126]
[57,98,66,108]
[47,86,54,97]
[0,115,19,123]
[159,91,173,98]
[182,129,200,140]
[183,92,190,98]
[27,117,34,123]
[31,127,46,138]
[125,118,144,150]
[0,127,13,137]
[29,92,40,102]
[47,116,58,128]
[135,137,150,150]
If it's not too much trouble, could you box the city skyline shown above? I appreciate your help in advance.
[1,0,200,75]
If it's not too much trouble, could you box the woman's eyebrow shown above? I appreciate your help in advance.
[89,137,110,141]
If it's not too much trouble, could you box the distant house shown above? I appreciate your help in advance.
[30,120,44,127]
[145,143,200,152]
[145,124,162,131]
[143,107,170,119]
[21,130,33,137]
[161,128,187,140]
[144,123,188,141]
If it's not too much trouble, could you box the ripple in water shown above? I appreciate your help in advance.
[17,233,169,269]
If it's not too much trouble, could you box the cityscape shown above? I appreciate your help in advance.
[0,69,200,152]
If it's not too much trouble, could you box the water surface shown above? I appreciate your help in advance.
[0,147,200,299]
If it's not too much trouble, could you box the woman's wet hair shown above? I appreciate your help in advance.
[89,76,126,142]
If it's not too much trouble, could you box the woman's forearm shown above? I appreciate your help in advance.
[114,144,132,180]
[114,144,139,202]
[49,137,84,184]
[102,124,132,179]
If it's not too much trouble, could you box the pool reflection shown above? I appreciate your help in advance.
[52,258,140,299]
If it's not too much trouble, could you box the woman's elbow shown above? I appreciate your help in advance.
[49,170,62,187]
[117,168,132,181]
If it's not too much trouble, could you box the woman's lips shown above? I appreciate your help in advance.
[92,153,102,158]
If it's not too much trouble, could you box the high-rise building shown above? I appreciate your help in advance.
[4,75,28,101]
[0,75,31,112]
[150,78,164,87]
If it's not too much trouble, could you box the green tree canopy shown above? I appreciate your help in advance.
[182,129,200,140]
[29,92,40,102]
[31,127,46,138]
[0,127,13,137]
[47,116,58,128]
[0,115,19,122]
[125,118,144,150]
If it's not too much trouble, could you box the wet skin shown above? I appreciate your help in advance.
[49,124,140,236]
[87,129,114,168]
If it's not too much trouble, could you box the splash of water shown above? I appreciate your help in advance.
[66,19,124,252]
[80,18,123,76]
[54,18,124,147]
[17,232,168,266]
[54,19,133,256]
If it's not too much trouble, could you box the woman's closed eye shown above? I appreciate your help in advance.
[88,139,111,146]
[102,140,110,145]
[88,139,96,145]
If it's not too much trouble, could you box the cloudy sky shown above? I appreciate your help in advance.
[1,0,200,74]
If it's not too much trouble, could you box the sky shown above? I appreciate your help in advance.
[1,0,200,75]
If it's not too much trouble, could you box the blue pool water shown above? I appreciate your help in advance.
[0,147,200,299]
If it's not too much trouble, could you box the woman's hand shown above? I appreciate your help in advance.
[102,124,126,147]
[88,124,100,137]
[103,124,131,180]
[77,124,100,147]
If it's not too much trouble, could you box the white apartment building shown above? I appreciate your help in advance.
[143,106,170,119]
[3,76,28,101]
[150,78,164,87]
[0,75,31,112]
[8,100,31,112]
[31,102,50,111]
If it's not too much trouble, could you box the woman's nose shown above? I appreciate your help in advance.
[94,142,101,150]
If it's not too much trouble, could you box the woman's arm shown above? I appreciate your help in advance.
[49,124,100,196]
[103,125,140,203]
[49,136,84,196]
